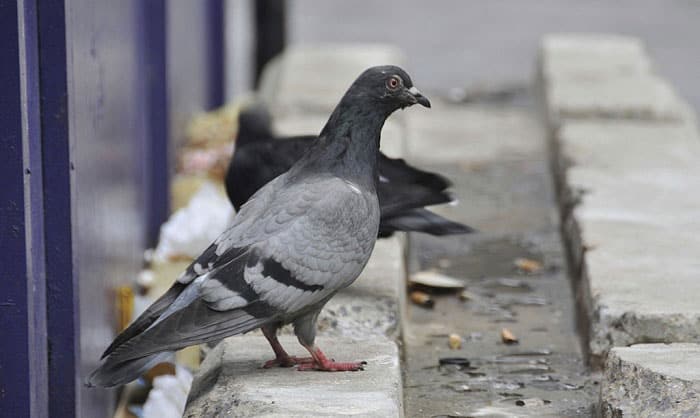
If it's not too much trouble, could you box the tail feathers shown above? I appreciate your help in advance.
[86,351,173,388]
[380,208,476,236]
[378,154,452,191]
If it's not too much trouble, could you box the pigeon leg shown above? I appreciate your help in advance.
[261,325,313,368]
[297,344,366,372]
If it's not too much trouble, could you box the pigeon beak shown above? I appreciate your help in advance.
[408,86,431,108]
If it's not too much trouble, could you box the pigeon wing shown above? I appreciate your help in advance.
[104,174,378,362]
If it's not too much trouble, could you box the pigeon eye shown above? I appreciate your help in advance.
[386,76,401,91]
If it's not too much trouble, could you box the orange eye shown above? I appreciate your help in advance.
[386,76,401,91]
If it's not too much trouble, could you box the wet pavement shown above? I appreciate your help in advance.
[401,97,598,417]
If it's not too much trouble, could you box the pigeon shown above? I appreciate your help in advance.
[226,104,475,237]
[87,65,431,387]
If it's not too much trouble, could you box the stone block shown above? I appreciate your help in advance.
[600,343,700,417]
[185,335,402,417]
[266,44,406,117]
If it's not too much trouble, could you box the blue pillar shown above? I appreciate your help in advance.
[0,0,49,416]
[35,0,79,416]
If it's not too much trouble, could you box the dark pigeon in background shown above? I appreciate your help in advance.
[87,65,431,387]
[226,104,475,237]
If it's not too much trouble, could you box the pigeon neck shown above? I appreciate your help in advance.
[318,97,389,183]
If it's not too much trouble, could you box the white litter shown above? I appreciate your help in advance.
[154,182,234,262]
[142,365,194,418]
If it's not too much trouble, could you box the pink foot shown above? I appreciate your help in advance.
[296,346,366,371]
[297,360,366,371]
[262,356,315,368]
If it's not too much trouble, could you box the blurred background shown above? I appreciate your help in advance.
[2,1,699,417]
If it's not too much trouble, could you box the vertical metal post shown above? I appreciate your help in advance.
[206,0,226,108]
[254,0,286,86]
[0,0,49,415]
[143,0,170,246]
[36,0,79,416]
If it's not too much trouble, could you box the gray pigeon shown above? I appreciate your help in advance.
[87,65,430,387]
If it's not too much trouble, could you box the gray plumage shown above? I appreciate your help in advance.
[87,65,430,387]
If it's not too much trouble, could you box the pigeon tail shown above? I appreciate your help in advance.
[86,351,172,388]
[379,208,476,237]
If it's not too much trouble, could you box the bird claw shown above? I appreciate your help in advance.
[297,360,367,372]
[262,356,315,368]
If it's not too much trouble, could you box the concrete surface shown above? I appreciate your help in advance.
[600,343,700,417]
[540,35,700,365]
[184,336,402,417]
[539,34,690,123]
[259,44,405,117]
[401,98,597,417]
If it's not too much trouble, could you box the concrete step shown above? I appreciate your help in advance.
[600,343,700,417]
[539,34,693,123]
[539,34,700,366]
[184,335,402,417]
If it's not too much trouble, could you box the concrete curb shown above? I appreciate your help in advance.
[600,343,700,417]
[184,336,403,418]
[538,33,700,365]
[539,33,700,416]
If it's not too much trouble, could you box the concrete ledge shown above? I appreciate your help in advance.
[262,44,405,117]
[555,120,700,362]
[539,33,691,123]
[539,34,700,364]
[600,344,700,417]
[184,336,402,417]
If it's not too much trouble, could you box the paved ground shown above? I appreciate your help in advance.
[400,96,598,417]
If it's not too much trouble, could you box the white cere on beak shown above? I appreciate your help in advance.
[408,86,421,96]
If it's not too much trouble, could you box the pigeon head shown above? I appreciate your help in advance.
[347,65,431,114]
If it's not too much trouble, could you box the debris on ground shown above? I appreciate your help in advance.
[410,290,435,308]
[438,357,471,368]
[458,289,477,301]
[501,328,519,345]
[513,257,543,273]
[410,270,465,292]
[515,398,551,407]
[448,333,462,350]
